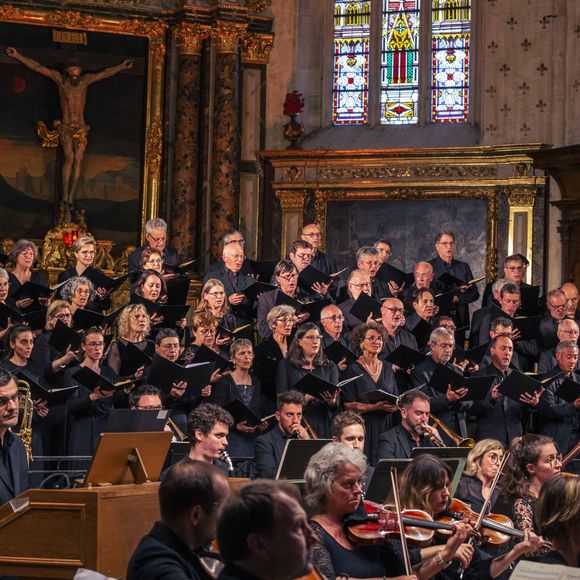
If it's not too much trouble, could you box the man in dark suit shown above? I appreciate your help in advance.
[472,335,541,447]
[540,288,568,350]
[205,229,253,278]
[301,223,336,275]
[0,369,28,506]
[538,318,580,374]
[377,390,438,459]
[539,340,580,455]
[428,231,480,343]
[411,327,469,444]
[127,217,181,273]
[561,281,580,322]
[254,390,309,478]
[127,460,229,580]
[205,243,256,325]
[400,261,445,314]
[469,278,508,348]
[482,254,532,307]
[338,269,373,332]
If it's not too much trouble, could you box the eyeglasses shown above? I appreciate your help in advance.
[20,250,35,257]
[365,335,384,342]
[321,315,344,322]
[433,342,454,350]
[505,266,524,271]
[0,392,19,408]
[561,329,580,336]
[302,232,321,238]
[278,273,299,281]
[75,288,91,295]
[276,316,294,325]
[545,454,563,467]
[301,334,322,341]
[206,291,226,297]
[382,307,404,314]
[437,241,455,246]
[78,250,96,256]
[228,255,245,262]
[85,342,104,348]
[147,233,166,244]
[145,258,163,264]
[485,452,504,464]
[349,282,371,288]
[224,239,245,245]
[361,260,380,268]
[198,328,216,335]
[548,303,566,311]
[294,253,312,261]
[134,405,163,411]
[54,312,72,320]
[159,343,180,350]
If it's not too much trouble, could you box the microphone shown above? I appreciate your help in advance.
[220,450,234,476]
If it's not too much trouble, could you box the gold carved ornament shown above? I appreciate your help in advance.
[174,23,209,56]
[241,33,274,64]
[145,120,163,175]
[319,165,498,180]
[211,22,248,54]
[246,0,273,13]
[276,190,307,211]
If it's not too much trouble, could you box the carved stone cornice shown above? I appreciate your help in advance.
[241,33,274,64]
[319,165,497,180]
[211,22,247,53]
[506,186,537,207]
[174,22,209,55]
[276,190,307,211]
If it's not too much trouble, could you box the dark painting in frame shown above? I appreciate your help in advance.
[0,10,165,249]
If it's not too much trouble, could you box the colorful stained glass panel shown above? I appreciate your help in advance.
[333,2,371,125]
[431,0,471,123]
[380,0,420,125]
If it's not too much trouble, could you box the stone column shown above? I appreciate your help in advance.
[170,24,206,257]
[210,23,246,260]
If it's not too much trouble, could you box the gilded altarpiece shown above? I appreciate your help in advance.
[261,145,548,287]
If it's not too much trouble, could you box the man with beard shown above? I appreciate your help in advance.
[376,390,440,459]
[6,47,133,205]
[0,368,28,505]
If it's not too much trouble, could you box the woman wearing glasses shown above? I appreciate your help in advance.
[275,322,340,438]
[257,260,308,339]
[195,278,237,345]
[501,434,562,540]
[455,439,505,513]
[60,276,96,323]
[341,321,399,466]
[7,239,49,312]
[57,235,111,312]
[253,304,296,416]
[65,327,118,456]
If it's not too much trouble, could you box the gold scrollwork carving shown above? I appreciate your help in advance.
[318,165,497,180]
[246,0,273,12]
[507,187,537,207]
[241,33,274,64]
[145,120,163,175]
[174,23,208,56]
[211,22,247,54]
[276,190,307,211]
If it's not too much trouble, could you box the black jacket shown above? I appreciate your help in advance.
[0,430,29,506]
[127,521,208,580]
[254,425,286,479]
[128,245,181,274]
[377,422,434,460]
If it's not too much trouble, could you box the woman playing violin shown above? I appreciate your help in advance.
[536,475,580,567]
[456,439,505,514]
[396,454,545,579]
[304,442,419,580]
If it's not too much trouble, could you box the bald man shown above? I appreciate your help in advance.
[301,223,336,275]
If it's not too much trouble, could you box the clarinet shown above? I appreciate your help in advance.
[220,450,235,476]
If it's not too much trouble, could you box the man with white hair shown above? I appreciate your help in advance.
[128,217,181,273]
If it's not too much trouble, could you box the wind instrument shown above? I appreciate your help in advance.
[16,379,34,463]
[429,414,475,448]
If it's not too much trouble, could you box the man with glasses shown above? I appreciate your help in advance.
[0,368,28,505]
[338,269,373,331]
[288,240,332,299]
[130,384,165,412]
[206,229,253,278]
[401,261,445,314]
[538,340,580,456]
[128,218,181,274]
[428,231,480,344]
[538,318,580,374]
[319,304,348,348]
[354,246,388,300]
[540,288,569,350]
[482,254,531,307]
[410,327,469,445]
[301,223,336,275]
[560,281,580,322]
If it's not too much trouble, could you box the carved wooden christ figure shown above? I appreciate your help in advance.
[6,47,133,205]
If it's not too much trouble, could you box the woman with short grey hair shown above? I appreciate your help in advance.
[7,239,48,311]
[60,276,95,316]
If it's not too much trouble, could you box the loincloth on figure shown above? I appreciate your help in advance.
[37,120,90,148]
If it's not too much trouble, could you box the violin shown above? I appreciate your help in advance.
[345,500,459,548]
[435,498,523,547]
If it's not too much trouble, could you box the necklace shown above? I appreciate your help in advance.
[359,357,382,379]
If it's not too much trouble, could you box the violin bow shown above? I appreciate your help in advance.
[458,450,511,579]
[390,466,413,576]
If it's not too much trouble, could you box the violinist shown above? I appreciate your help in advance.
[455,439,505,514]
[217,480,317,580]
[304,442,419,579]
[536,474,580,567]
[127,460,230,580]
[500,434,562,537]
[395,454,544,579]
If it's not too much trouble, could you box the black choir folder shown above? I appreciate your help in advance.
[385,345,427,369]
[324,340,358,365]
[293,373,362,399]
[555,377,580,403]
[147,354,215,396]
[349,293,383,322]
[498,370,544,402]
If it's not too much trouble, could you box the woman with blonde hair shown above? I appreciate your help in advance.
[536,475,580,566]
[195,278,236,347]
[455,439,505,513]
[106,304,154,377]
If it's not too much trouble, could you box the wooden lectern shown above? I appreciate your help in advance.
[0,431,172,579]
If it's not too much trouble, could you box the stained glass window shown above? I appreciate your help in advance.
[381,0,421,125]
[332,1,371,124]
[431,0,471,122]
[331,0,472,126]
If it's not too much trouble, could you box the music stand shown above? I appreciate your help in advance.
[83,431,173,486]
[103,409,169,433]
[275,439,332,482]
[367,457,466,504]
[411,446,471,459]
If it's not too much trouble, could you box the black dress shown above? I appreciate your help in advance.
[253,336,286,416]
[342,360,399,466]
[275,358,340,439]
[57,266,111,312]
[8,270,49,312]
[211,373,262,459]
